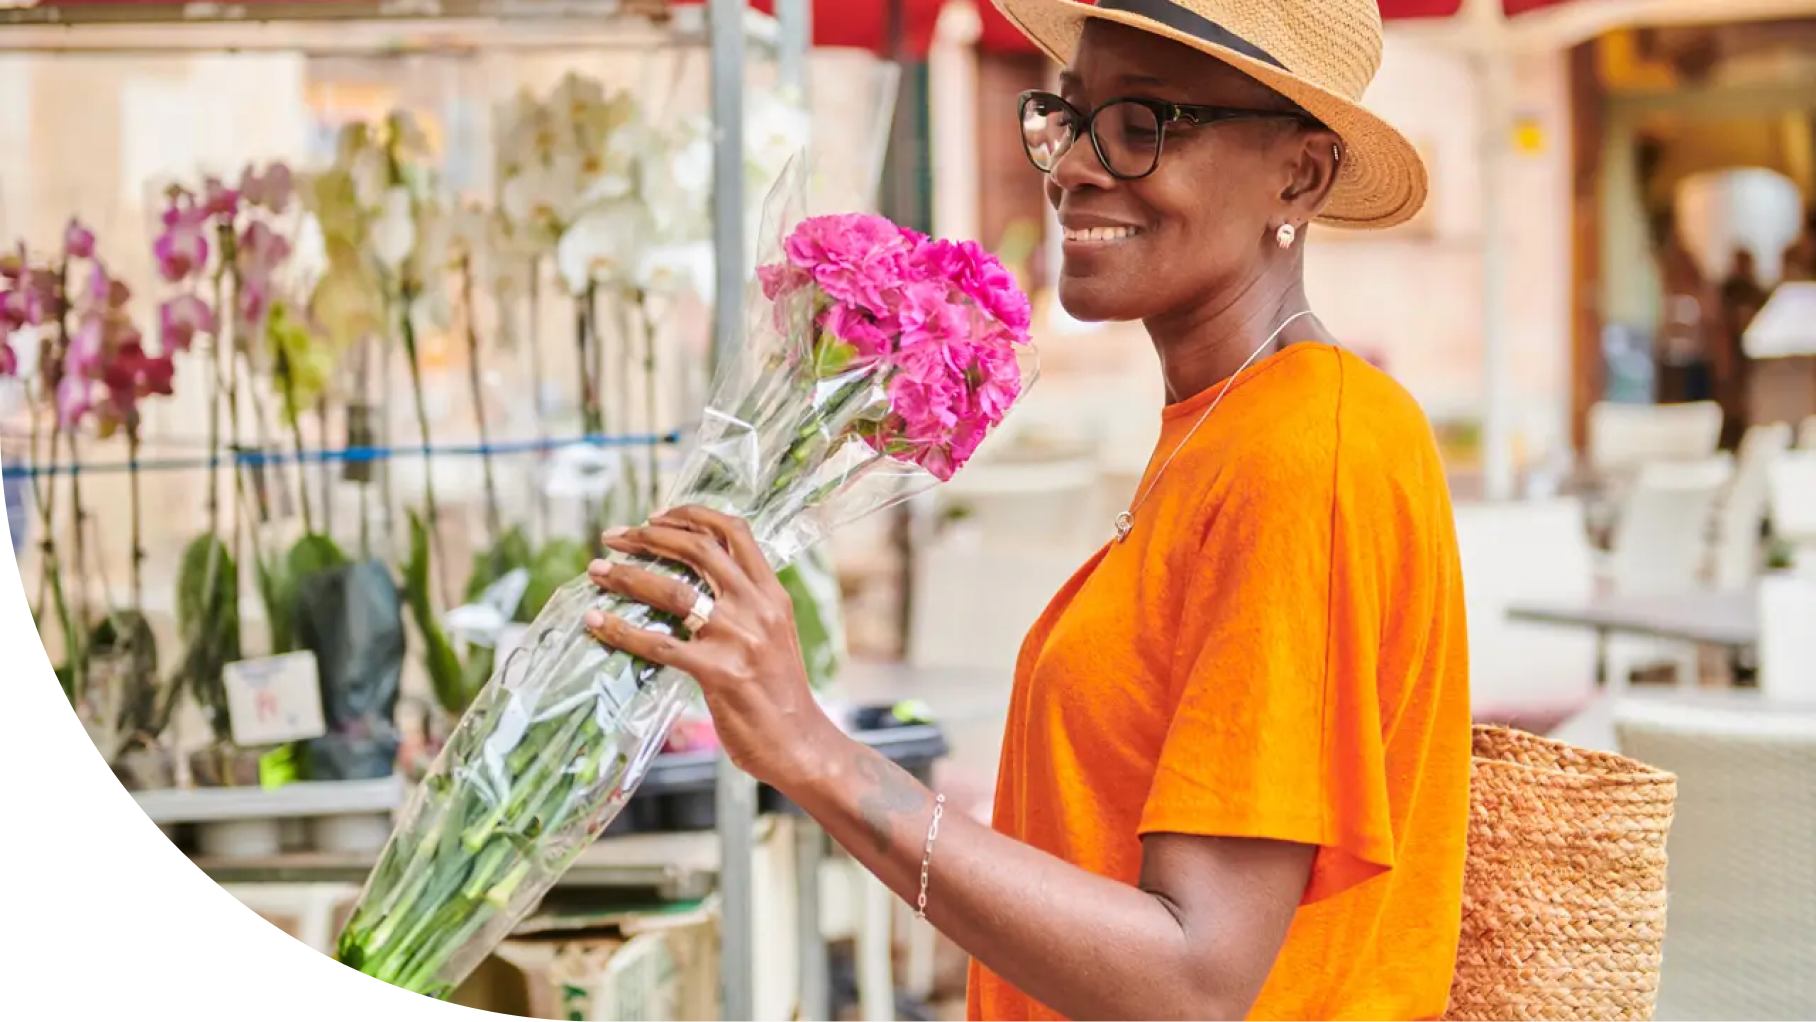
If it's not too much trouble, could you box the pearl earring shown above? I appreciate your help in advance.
[1276,223,1297,249]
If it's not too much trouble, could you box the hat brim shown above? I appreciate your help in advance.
[991,0,1428,230]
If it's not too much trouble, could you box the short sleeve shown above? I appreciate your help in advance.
[1137,414,1399,906]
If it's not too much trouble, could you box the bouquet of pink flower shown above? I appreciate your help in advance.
[335,164,1036,996]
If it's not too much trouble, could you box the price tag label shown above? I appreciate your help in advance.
[225,651,327,748]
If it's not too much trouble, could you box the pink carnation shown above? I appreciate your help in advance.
[758,261,809,302]
[781,214,916,316]
[819,303,893,362]
[913,237,1032,336]
[895,279,972,352]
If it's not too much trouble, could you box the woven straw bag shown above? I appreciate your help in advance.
[1444,726,1678,1022]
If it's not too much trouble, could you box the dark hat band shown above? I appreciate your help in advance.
[1096,0,1287,72]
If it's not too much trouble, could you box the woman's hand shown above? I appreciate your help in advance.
[581,505,844,790]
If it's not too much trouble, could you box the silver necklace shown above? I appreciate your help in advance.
[1113,310,1314,543]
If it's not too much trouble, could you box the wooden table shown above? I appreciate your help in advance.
[1508,589,1759,684]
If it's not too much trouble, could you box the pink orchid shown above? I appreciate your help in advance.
[154,210,211,283]
[237,219,292,279]
[241,161,294,214]
[202,176,240,219]
[237,275,272,328]
[65,317,106,381]
[1,285,42,331]
[0,341,15,378]
[63,218,97,260]
[56,373,92,428]
[81,260,131,313]
[100,337,147,396]
[158,294,215,352]
[137,351,177,398]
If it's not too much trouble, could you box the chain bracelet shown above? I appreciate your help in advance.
[915,793,947,921]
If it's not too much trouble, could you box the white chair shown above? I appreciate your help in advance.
[1768,451,1816,568]
[1603,457,1733,688]
[1711,423,1793,589]
[1455,499,1599,726]
[1585,401,1724,548]
[1615,696,1816,1020]
[1587,400,1724,479]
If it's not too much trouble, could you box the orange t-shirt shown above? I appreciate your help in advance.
[967,344,1471,1021]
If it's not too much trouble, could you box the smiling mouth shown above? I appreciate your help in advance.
[1062,225,1144,244]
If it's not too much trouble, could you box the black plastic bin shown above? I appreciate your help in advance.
[621,719,949,834]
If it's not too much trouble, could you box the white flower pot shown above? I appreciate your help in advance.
[278,817,310,851]
[1757,571,1816,701]
[197,818,282,859]
[310,812,392,855]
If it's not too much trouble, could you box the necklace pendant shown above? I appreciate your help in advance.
[1113,511,1134,543]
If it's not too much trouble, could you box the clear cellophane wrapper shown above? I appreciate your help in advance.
[335,159,1035,994]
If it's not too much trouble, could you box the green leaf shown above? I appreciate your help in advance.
[173,532,241,740]
[260,533,349,656]
[777,544,846,691]
[404,510,473,716]
[522,537,593,622]
[465,526,536,608]
[88,610,161,739]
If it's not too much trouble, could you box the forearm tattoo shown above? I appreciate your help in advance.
[854,751,927,855]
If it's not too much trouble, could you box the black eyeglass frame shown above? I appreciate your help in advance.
[1017,89,1327,181]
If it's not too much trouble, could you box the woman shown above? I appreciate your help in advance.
[1717,248,1767,448]
[584,1,1472,1018]
[1655,226,1720,404]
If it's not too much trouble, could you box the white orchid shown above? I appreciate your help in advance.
[555,200,652,294]
[745,91,812,198]
[635,240,715,298]
[371,186,418,272]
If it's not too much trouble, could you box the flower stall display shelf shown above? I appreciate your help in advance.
[135,775,406,859]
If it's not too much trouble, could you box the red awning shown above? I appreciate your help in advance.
[978,0,1583,54]
[669,0,948,57]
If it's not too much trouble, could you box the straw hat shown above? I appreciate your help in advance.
[989,0,1428,230]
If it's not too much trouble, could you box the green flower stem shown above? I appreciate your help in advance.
[340,327,897,996]
[459,711,589,853]
[65,428,89,696]
[275,350,316,536]
[612,294,641,521]
[636,291,661,513]
[207,261,228,541]
[30,383,77,697]
[459,257,502,541]
[528,262,549,542]
[127,424,143,610]
[400,301,451,608]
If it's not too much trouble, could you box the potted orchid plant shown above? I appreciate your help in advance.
[4,219,181,787]
[155,162,363,785]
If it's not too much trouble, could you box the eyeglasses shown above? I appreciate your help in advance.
[1017,90,1324,181]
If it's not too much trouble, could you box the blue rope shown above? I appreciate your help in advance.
[0,429,687,480]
